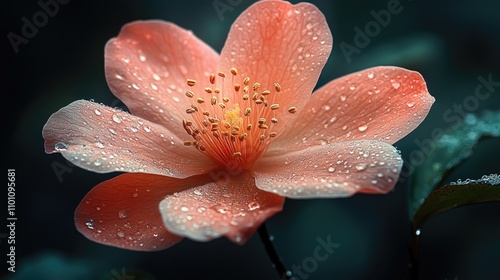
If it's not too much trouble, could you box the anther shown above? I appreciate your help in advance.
[242,94,249,100]
[252,92,258,100]
[205,87,213,93]
[230,67,238,75]
[247,124,252,130]
[271,117,278,123]
[222,97,230,103]
[253,82,261,91]
[233,152,242,158]
[234,83,241,92]
[196,98,205,103]
[288,106,297,114]
[183,141,193,146]
[255,99,263,105]
[258,118,266,124]
[269,132,278,137]
[270,104,280,110]
[186,108,196,114]
[211,96,217,105]
[218,72,226,78]
[209,73,216,84]
[274,82,281,92]
[243,77,250,85]
[214,88,221,94]
[262,90,271,96]
[244,108,251,116]
[259,124,269,130]
[260,134,266,141]
[239,133,247,141]
[219,103,226,109]
[203,111,210,116]
[185,90,194,98]
[187,79,196,86]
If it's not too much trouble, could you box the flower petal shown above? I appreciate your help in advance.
[74,173,212,251]
[159,170,284,244]
[218,1,333,134]
[271,67,435,152]
[105,20,219,136]
[254,140,403,198]
[42,100,217,178]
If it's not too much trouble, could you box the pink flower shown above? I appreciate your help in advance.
[42,1,434,251]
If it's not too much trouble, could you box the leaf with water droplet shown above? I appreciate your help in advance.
[408,111,500,220]
[412,180,500,231]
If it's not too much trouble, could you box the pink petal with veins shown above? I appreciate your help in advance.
[105,21,219,137]
[42,100,216,178]
[75,173,212,251]
[218,0,333,136]
[255,140,402,198]
[159,170,284,244]
[271,66,435,153]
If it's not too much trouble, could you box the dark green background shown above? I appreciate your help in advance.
[3,0,500,279]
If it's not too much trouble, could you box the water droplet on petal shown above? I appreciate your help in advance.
[407,102,415,108]
[181,206,189,212]
[248,201,260,211]
[358,125,368,132]
[112,114,122,123]
[328,167,335,173]
[193,189,202,196]
[392,82,401,89]
[118,209,127,218]
[94,109,102,115]
[54,142,68,151]
[340,95,347,102]
[86,220,94,229]
[117,231,125,238]
[367,72,374,79]
[349,85,356,90]
[355,163,367,171]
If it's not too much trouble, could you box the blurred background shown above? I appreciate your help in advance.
[2,0,500,279]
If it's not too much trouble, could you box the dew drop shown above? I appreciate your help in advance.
[54,142,68,151]
[392,82,401,89]
[94,109,102,115]
[143,126,151,133]
[118,209,127,218]
[407,102,415,108]
[355,163,367,171]
[193,189,203,196]
[328,167,335,173]
[367,72,374,79]
[358,125,368,132]
[181,206,189,212]
[112,114,122,123]
[248,201,260,211]
[85,220,94,229]
[349,85,356,91]
[94,161,102,167]
[340,95,347,102]
[117,231,125,238]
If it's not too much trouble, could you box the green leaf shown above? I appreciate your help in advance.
[412,176,500,230]
[407,110,500,220]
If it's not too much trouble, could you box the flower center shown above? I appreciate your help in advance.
[181,67,296,170]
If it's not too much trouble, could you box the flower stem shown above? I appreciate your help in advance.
[258,222,292,280]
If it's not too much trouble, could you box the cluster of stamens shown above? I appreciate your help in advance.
[181,67,297,169]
